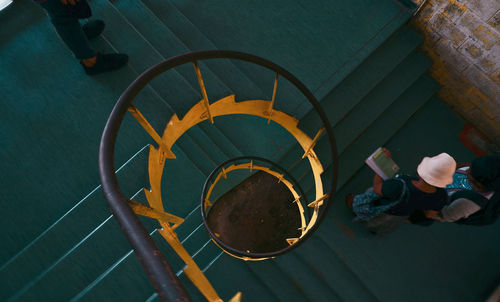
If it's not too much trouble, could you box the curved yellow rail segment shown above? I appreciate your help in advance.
[145,94,326,237]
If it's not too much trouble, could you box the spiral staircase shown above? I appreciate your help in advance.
[1,0,500,301]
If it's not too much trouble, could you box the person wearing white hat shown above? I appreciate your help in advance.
[417,153,457,188]
[384,153,456,221]
[347,152,456,235]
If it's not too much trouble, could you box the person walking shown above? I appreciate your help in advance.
[36,0,128,75]
[347,152,456,235]
[431,154,500,225]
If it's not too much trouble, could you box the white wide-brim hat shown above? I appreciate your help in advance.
[417,153,456,188]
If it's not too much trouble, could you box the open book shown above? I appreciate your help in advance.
[365,147,400,180]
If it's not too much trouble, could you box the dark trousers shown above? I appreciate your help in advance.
[39,0,96,59]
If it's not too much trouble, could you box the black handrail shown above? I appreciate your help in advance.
[99,50,338,300]
[99,102,190,301]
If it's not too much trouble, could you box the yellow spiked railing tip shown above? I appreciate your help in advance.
[192,61,214,123]
[158,224,222,302]
[127,199,184,225]
[276,174,284,183]
[267,72,279,124]
[307,193,329,208]
[286,238,299,245]
[302,127,325,159]
[171,223,182,231]
[127,104,176,159]
[204,197,212,211]
[229,292,242,302]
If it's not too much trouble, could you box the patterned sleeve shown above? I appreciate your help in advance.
[435,198,481,222]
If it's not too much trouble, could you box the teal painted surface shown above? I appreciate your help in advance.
[2,0,498,301]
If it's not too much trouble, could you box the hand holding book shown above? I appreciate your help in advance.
[365,147,400,180]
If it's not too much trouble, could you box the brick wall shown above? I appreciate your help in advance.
[411,0,500,147]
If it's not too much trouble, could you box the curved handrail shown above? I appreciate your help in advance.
[99,50,339,300]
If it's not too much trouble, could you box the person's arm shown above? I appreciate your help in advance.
[432,198,481,222]
[373,173,384,195]
[373,147,391,195]
[60,0,80,5]
[424,210,440,218]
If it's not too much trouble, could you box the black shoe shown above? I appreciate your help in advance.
[82,20,105,40]
[82,53,129,75]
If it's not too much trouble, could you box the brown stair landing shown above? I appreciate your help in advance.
[207,171,302,254]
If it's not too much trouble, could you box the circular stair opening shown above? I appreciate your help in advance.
[202,157,309,260]
[206,170,301,254]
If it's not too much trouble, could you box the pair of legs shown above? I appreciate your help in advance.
[39,0,127,75]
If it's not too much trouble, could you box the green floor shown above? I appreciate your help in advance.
[1,0,499,301]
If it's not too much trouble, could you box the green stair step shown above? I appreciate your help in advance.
[299,25,422,133]
[112,0,296,160]
[105,0,246,163]
[184,126,229,168]
[73,248,154,302]
[289,50,433,191]
[166,0,405,92]
[330,165,468,302]
[102,0,288,163]
[175,244,224,301]
[204,254,279,302]
[0,147,148,300]
[384,96,476,168]
[294,236,379,302]
[289,90,444,302]
[310,9,412,101]
[150,146,209,218]
[300,74,440,197]
[392,98,498,300]
[73,226,197,301]
[327,166,475,302]
[212,114,296,160]
[142,0,411,125]
[2,0,468,301]
[2,0,231,272]
[10,185,220,302]
[312,96,475,302]
[91,0,240,164]
[121,86,223,177]
[376,98,481,301]
[118,0,267,102]
[8,208,157,301]
[314,215,390,302]
[178,227,212,265]
[145,252,279,302]
[245,260,311,302]
[0,1,149,263]
[333,51,432,153]
[139,0,299,113]
[174,134,219,176]
[272,253,341,302]
[165,0,410,110]
[73,222,215,302]
[3,142,208,301]
[99,0,279,161]
[275,25,424,186]
[68,187,221,301]
[334,74,440,188]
